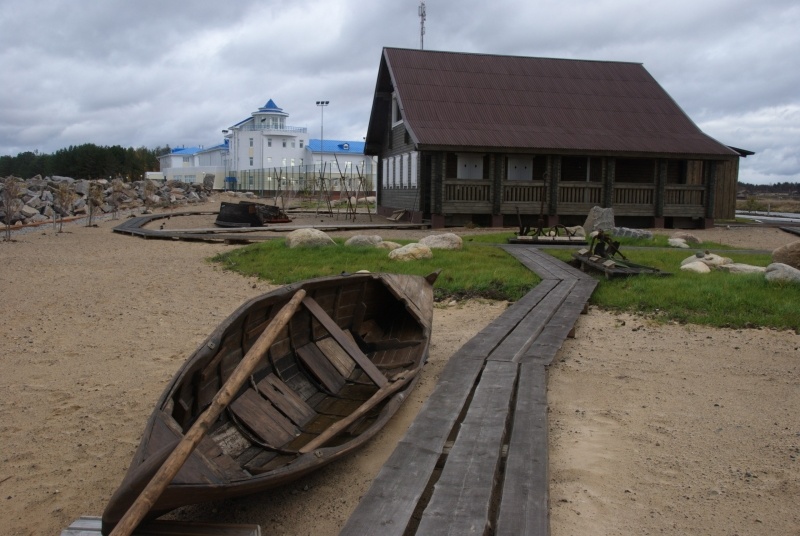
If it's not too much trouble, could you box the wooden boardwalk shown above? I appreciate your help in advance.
[112,212,427,243]
[340,246,597,536]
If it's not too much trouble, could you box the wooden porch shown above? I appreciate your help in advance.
[441,180,707,220]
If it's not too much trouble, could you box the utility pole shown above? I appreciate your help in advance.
[419,1,426,50]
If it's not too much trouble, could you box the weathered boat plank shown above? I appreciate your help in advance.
[296,343,346,393]
[61,516,262,535]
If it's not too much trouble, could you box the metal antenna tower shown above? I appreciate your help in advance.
[419,1,426,50]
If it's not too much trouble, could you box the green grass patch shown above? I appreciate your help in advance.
[211,239,539,302]
[210,235,800,332]
[547,248,800,331]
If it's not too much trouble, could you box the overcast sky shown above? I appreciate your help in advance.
[1,0,797,185]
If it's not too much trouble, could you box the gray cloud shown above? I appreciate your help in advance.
[0,0,797,184]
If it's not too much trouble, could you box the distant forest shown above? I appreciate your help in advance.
[0,144,171,181]
[739,181,800,195]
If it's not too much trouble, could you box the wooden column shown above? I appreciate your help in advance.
[548,156,560,226]
[491,154,504,227]
[603,157,615,208]
[654,160,666,227]
[431,153,445,228]
[705,160,717,226]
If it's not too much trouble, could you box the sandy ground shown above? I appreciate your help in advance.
[0,203,797,535]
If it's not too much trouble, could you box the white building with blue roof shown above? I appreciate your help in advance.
[159,99,374,194]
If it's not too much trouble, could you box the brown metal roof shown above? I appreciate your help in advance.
[370,48,737,157]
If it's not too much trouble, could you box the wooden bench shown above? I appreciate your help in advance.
[340,247,597,536]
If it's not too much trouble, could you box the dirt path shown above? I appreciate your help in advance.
[1,207,797,535]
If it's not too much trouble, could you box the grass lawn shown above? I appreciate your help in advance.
[211,233,800,332]
[211,238,539,302]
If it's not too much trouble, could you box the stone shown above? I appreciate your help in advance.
[20,205,39,218]
[613,227,653,240]
[376,241,402,251]
[771,241,800,270]
[345,235,382,247]
[388,243,433,261]
[74,180,89,196]
[285,228,336,248]
[420,233,463,250]
[669,238,690,248]
[765,263,800,284]
[565,225,585,237]
[673,231,701,244]
[681,261,711,273]
[51,175,75,183]
[680,252,732,268]
[717,263,766,274]
[583,206,615,232]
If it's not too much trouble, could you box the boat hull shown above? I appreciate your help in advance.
[102,272,435,531]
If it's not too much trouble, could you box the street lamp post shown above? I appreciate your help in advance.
[316,100,329,169]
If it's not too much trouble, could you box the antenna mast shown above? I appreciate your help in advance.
[418,1,426,50]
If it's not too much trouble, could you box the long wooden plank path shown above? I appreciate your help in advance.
[112,212,427,243]
[340,245,597,536]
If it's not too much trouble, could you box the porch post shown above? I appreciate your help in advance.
[704,160,717,228]
[603,157,615,209]
[491,154,503,227]
[654,160,666,228]
[431,153,445,228]
[548,155,560,227]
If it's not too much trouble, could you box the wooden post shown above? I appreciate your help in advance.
[109,289,307,536]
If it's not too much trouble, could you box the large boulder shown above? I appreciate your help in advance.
[681,261,711,273]
[680,252,732,268]
[345,235,382,247]
[376,241,402,251]
[285,228,336,248]
[20,205,39,218]
[717,263,767,274]
[420,233,463,250]
[669,238,690,249]
[613,227,652,240]
[672,231,701,244]
[565,225,585,237]
[583,206,615,232]
[772,241,800,270]
[765,263,800,284]
[388,243,433,262]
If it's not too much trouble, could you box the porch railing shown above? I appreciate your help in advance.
[558,182,603,205]
[614,184,654,205]
[665,185,705,206]
[444,180,491,202]
[503,182,545,203]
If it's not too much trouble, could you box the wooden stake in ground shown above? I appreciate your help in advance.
[109,289,307,536]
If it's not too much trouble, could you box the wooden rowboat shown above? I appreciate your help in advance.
[102,271,437,533]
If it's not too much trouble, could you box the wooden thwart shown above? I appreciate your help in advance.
[301,296,388,387]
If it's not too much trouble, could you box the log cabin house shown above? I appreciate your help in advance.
[365,48,749,229]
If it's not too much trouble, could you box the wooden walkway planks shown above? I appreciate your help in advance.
[496,363,549,536]
[340,246,597,536]
[415,361,518,536]
[112,211,428,243]
[337,356,486,536]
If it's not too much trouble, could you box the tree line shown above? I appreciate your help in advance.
[0,144,171,181]
[739,181,799,195]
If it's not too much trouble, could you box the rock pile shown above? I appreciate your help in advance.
[1,175,213,227]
